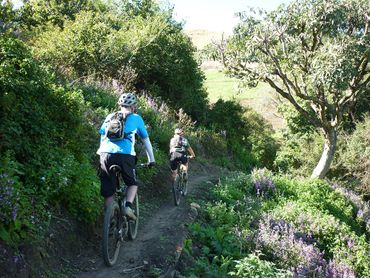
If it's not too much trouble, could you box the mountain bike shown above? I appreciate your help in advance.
[172,157,193,206]
[102,163,147,266]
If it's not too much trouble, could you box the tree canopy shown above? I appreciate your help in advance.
[224,0,370,178]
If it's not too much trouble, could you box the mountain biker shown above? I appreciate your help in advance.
[169,128,195,182]
[97,92,155,219]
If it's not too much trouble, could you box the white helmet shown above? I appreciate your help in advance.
[175,128,183,135]
[118,92,137,106]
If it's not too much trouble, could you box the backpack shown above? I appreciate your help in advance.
[171,135,188,153]
[104,112,131,141]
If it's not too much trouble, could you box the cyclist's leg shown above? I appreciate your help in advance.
[118,154,138,219]
[99,153,117,209]
[169,152,179,181]
[180,155,189,180]
[126,185,137,204]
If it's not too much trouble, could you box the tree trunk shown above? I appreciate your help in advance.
[311,128,337,179]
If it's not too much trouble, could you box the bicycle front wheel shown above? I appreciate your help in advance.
[102,201,122,266]
[173,175,181,206]
[128,194,139,240]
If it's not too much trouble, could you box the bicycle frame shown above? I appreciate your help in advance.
[102,164,144,266]
[173,161,188,206]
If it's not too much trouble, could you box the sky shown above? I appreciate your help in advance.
[168,0,292,33]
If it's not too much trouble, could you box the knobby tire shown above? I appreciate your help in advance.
[173,175,181,206]
[182,174,188,196]
[128,194,139,240]
[102,202,121,266]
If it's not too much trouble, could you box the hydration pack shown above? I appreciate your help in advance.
[171,135,188,153]
[104,112,131,141]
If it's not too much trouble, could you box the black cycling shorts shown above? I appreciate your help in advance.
[169,152,188,171]
[99,153,137,197]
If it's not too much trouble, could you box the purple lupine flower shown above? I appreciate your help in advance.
[251,168,276,198]
[330,183,370,232]
[0,173,19,223]
[257,215,328,277]
[326,260,357,278]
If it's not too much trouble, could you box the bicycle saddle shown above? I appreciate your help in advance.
[109,164,122,174]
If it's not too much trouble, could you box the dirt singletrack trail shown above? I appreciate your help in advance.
[77,163,225,278]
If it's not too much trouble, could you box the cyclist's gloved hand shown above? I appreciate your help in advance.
[147,161,156,168]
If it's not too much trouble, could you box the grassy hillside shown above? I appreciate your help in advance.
[204,69,285,129]
[185,29,228,50]
[184,29,285,129]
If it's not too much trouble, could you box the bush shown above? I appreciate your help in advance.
[186,172,370,277]
[230,252,291,278]
[274,131,323,176]
[337,116,370,198]
[206,99,278,170]
[0,34,101,243]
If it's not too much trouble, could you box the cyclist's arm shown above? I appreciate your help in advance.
[136,115,155,164]
[187,146,195,158]
[169,137,176,154]
[142,137,155,163]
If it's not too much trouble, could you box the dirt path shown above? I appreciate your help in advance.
[77,165,223,278]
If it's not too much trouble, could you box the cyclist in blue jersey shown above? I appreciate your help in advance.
[97,92,155,219]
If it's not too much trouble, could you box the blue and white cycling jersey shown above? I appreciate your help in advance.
[97,113,148,155]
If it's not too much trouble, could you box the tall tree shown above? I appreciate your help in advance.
[224,0,370,178]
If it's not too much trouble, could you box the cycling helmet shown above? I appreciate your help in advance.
[118,92,137,106]
[175,128,183,135]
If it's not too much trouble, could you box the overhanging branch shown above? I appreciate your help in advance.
[264,76,321,127]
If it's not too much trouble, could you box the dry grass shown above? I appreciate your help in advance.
[185,29,229,50]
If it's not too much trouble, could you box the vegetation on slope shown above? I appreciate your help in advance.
[182,170,369,277]
[0,0,368,277]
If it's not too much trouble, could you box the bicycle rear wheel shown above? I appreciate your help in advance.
[173,174,182,206]
[182,175,188,196]
[128,194,139,240]
[102,202,122,266]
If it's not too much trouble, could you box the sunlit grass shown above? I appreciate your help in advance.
[204,69,273,103]
[204,69,285,129]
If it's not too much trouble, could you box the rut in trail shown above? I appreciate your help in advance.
[77,163,224,278]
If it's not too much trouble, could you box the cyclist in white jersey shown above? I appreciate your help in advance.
[169,128,195,182]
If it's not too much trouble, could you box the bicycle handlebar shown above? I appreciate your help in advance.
[137,162,156,169]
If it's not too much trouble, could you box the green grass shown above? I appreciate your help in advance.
[204,69,285,129]
[204,69,272,103]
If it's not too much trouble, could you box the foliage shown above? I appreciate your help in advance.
[199,43,220,62]
[0,34,100,243]
[337,117,370,198]
[30,5,209,122]
[251,168,276,198]
[230,252,291,277]
[225,0,370,178]
[274,131,323,175]
[186,172,370,277]
[206,99,279,170]
[0,0,17,33]
[19,0,105,29]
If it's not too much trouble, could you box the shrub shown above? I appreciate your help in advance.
[0,34,101,243]
[270,202,370,277]
[230,252,291,278]
[274,131,323,176]
[338,116,370,198]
